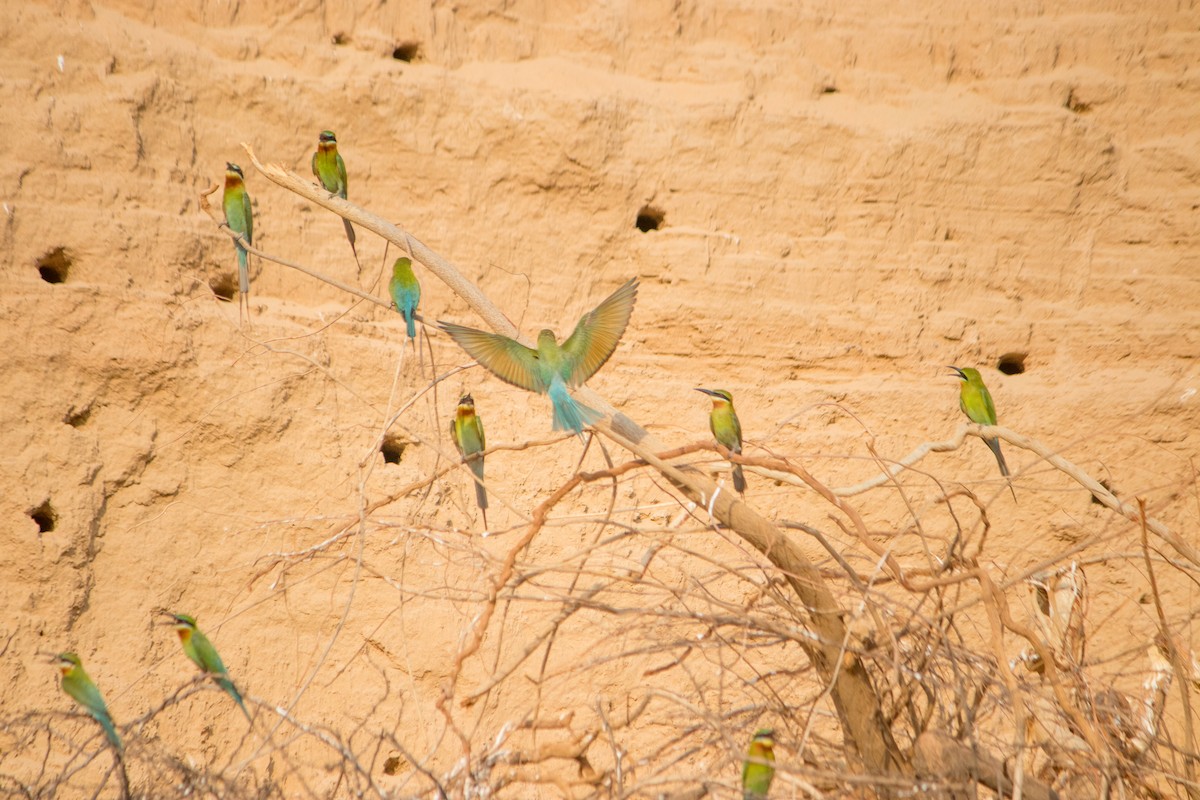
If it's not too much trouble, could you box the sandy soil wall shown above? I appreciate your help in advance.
[2,1,1197,797]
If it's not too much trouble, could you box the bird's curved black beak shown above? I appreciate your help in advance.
[946,366,966,380]
[694,387,720,398]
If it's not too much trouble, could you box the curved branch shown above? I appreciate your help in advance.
[228,148,910,781]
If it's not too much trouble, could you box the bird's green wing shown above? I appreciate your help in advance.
[474,414,485,452]
[963,384,997,426]
[64,672,106,715]
[441,323,544,392]
[240,190,253,246]
[980,385,998,425]
[336,153,348,198]
[450,416,464,457]
[453,414,484,456]
[222,188,242,233]
[311,151,318,177]
[191,630,229,676]
[560,278,638,386]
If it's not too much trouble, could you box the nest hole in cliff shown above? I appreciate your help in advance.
[30,500,57,533]
[210,273,237,302]
[381,434,411,464]
[1091,478,1116,505]
[997,352,1027,375]
[37,247,72,284]
[635,205,664,232]
[1065,88,1091,114]
[392,42,420,62]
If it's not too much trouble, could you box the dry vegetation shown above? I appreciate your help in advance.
[4,157,1197,800]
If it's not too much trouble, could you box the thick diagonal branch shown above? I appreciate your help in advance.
[238,147,908,779]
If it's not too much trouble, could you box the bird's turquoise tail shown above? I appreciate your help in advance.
[404,309,416,340]
[985,437,1009,477]
[94,711,124,753]
[549,379,601,435]
[218,676,252,721]
[468,457,488,510]
[985,437,1017,500]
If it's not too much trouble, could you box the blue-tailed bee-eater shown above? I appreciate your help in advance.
[168,612,251,721]
[439,278,638,436]
[389,257,421,341]
[451,393,488,528]
[696,387,745,493]
[949,366,1016,499]
[311,130,357,257]
[54,652,123,752]
[222,162,253,319]
[742,728,775,800]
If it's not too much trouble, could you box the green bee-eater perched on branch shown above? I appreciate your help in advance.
[222,162,253,319]
[742,728,775,800]
[451,393,488,528]
[54,652,123,753]
[439,278,638,436]
[168,613,251,721]
[696,387,746,493]
[389,257,421,341]
[949,366,1016,499]
[311,130,357,257]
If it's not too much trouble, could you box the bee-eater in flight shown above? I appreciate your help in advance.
[742,728,775,800]
[54,652,123,753]
[949,366,1016,499]
[168,613,251,721]
[311,130,357,257]
[389,257,421,341]
[222,162,253,321]
[439,278,638,436]
[451,393,488,528]
[696,388,745,493]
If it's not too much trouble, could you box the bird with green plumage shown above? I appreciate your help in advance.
[742,728,775,800]
[222,162,253,321]
[54,652,123,753]
[949,366,1016,500]
[439,278,638,436]
[451,393,488,529]
[696,387,746,493]
[389,257,421,341]
[168,612,251,721]
[311,130,357,257]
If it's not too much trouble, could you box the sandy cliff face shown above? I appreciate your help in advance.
[2,0,1197,797]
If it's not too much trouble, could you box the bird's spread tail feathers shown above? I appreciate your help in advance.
[549,380,601,435]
